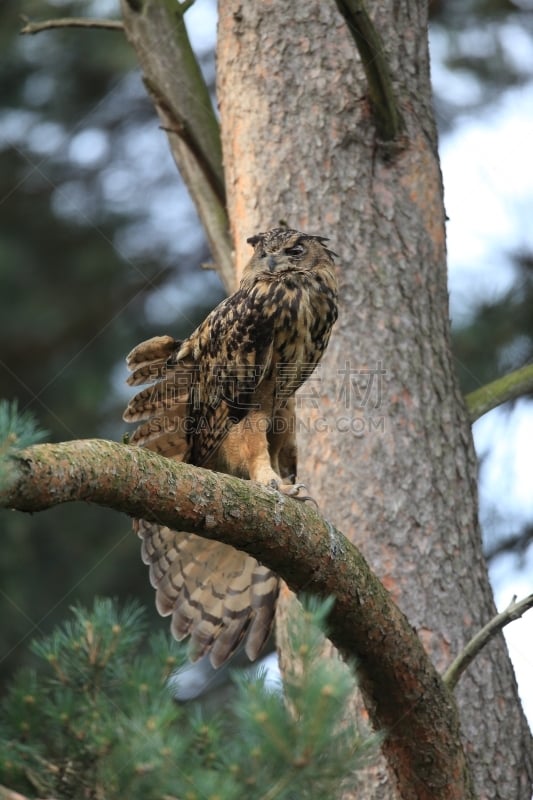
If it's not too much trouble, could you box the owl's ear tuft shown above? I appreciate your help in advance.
[312,235,338,259]
[246,233,264,247]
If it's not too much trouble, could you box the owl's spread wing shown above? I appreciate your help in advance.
[136,520,279,668]
[123,307,279,668]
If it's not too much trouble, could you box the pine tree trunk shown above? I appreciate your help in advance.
[217,2,533,798]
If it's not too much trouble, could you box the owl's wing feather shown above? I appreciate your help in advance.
[126,335,180,382]
[123,336,195,458]
[124,290,276,466]
[176,290,275,467]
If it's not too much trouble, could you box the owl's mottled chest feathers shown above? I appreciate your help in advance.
[264,271,337,371]
[204,267,337,393]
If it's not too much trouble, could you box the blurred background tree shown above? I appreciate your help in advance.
[0,0,224,683]
[0,0,532,710]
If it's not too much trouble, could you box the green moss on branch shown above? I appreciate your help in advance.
[466,363,533,423]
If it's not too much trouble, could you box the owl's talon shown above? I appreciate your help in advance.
[282,482,306,497]
[270,480,318,507]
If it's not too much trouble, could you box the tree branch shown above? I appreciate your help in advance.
[145,79,226,208]
[20,17,123,35]
[484,524,533,563]
[465,363,533,423]
[21,3,234,292]
[1,439,472,800]
[0,786,54,800]
[333,0,404,142]
[120,0,234,293]
[443,594,533,690]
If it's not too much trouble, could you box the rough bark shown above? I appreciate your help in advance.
[216,2,533,799]
[0,439,472,799]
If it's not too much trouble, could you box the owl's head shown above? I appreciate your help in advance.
[242,227,337,284]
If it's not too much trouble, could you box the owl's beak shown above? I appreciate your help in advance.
[267,256,277,272]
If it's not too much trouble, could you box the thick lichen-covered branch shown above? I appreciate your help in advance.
[466,363,533,423]
[1,438,473,800]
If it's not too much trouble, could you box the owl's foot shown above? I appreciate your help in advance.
[268,479,318,507]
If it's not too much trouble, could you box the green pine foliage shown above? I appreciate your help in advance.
[230,597,378,799]
[0,399,48,485]
[0,399,48,452]
[0,597,377,800]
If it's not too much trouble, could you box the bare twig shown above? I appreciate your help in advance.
[20,16,123,35]
[465,363,533,423]
[0,786,27,800]
[0,785,57,800]
[333,0,404,142]
[0,439,472,800]
[443,594,533,690]
[178,0,196,12]
[485,525,533,563]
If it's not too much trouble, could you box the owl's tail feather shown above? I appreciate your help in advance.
[136,520,279,669]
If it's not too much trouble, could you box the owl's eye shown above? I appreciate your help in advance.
[284,244,305,257]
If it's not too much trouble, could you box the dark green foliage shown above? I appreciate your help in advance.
[0,397,48,453]
[0,599,187,799]
[229,597,377,799]
[0,598,377,800]
[0,399,47,485]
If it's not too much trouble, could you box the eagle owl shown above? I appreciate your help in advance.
[123,228,338,668]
